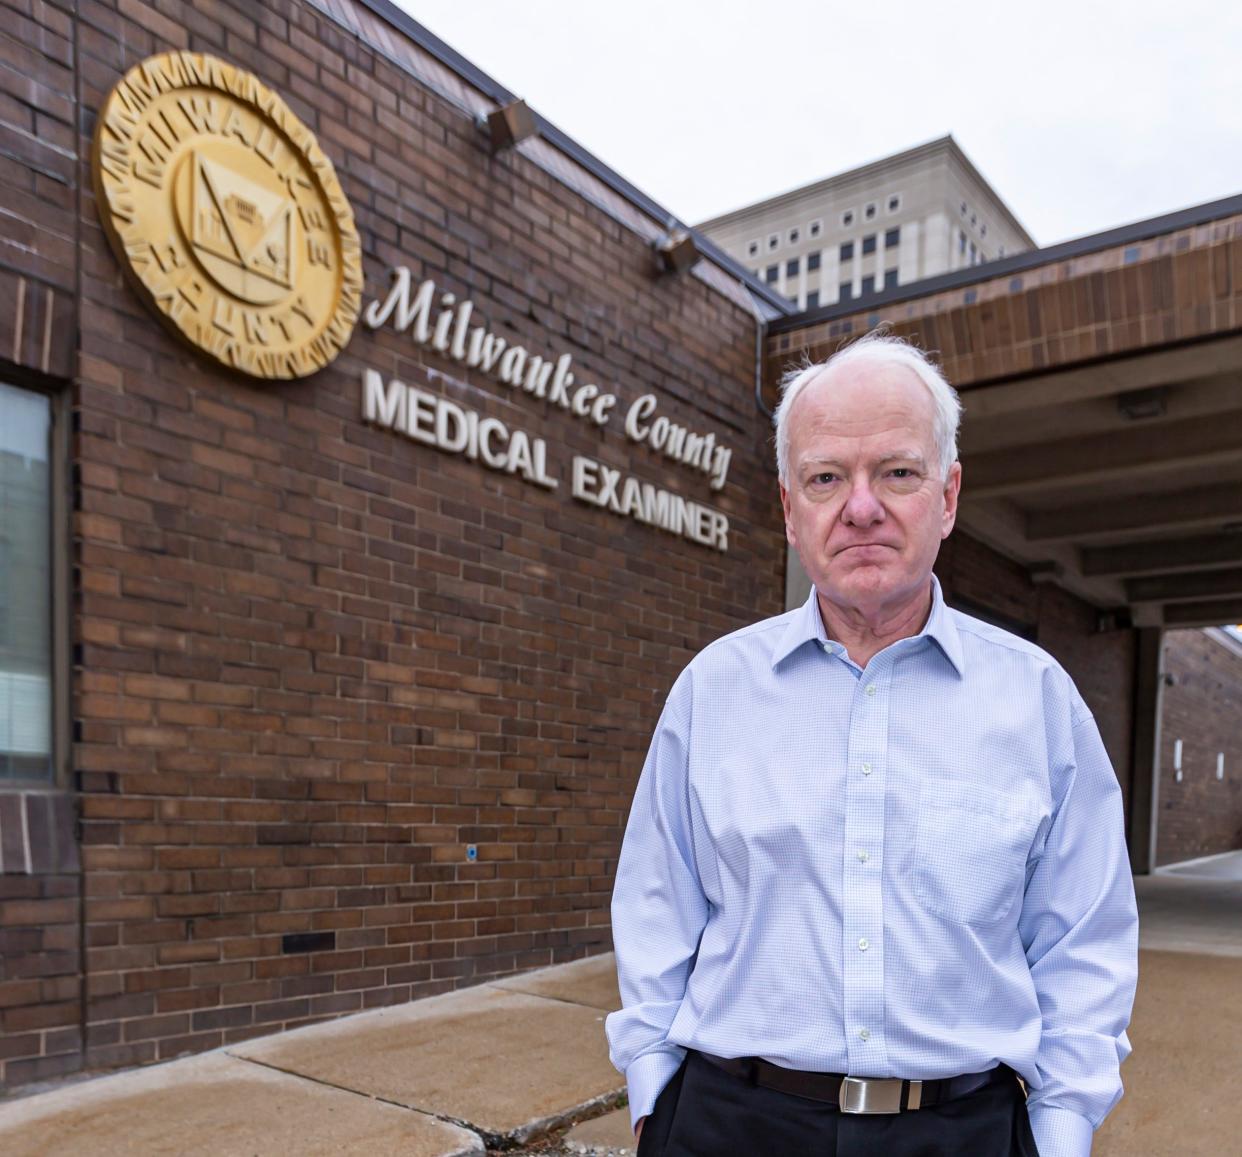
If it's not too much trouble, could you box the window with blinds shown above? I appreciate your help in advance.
[0,382,52,781]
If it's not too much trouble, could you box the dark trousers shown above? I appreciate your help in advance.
[637,1052,1041,1157]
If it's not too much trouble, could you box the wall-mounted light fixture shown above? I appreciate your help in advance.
[1027,560,1063,585]
[656,230,701,275]
[484,99,537,152]
[1217,752,1225,781]
[1116,386,1168,420]
[1174,738,1184,783]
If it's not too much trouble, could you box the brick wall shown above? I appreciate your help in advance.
[0,0,76,379]
[0,0,81,1091]
[0,865,81,1088]
[64,0,785,1079]
[1156,629,1242,866]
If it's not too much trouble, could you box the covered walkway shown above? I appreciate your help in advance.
[768,195,1242,875]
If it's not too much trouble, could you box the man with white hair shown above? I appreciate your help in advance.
[606,332,1138,1157]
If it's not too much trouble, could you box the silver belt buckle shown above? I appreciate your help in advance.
[840,1076,915,1114]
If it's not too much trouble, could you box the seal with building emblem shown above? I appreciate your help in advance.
[92,51,363,379]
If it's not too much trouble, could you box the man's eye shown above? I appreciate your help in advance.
[810,473,838,485]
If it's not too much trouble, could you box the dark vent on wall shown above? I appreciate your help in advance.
[282,931,336,955]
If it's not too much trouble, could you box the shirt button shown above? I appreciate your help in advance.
[861,762,872,775]
[865,685,876,697]
[858,937,869,951]
[858,1028,870,1041]
[857,850,869,862]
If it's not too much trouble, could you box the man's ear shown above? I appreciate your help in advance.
[941,461,962,539]
[780,482,797,547]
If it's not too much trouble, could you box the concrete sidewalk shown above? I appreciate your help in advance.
[1,872,1239,1155]
[0,954,629,1157]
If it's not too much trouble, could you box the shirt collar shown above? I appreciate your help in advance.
[770,574,965,677]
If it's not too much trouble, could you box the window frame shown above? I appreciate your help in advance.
[0,373,69,790]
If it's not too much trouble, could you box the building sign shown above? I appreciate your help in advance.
[90,52,734,551]
[92,52,362,379]
[363,269,735,551]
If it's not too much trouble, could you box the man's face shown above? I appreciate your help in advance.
[780,361,961,622]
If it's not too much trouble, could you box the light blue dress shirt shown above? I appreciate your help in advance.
[606,579,1137,1157]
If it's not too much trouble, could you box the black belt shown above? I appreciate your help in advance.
[695,1051,1007,1114]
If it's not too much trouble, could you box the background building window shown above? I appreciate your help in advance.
[842,210,854,227]
[839,282,853,302]
[0,383,52,781]
[884,269,899,289]
[960,201,967,215]
[864,202,877,220]
[806,291,820,309]
[747,240,759,256]
[970,241,977,264]
[861,275,876,295]
[840,241,854,261]
[765,265,779,283]
[786,258,800,277]
[768,234,779,251]
[884,227,900,248]
[887,195,901,212]
[807,252,821,272]
[862,234,877,255]
[959,230,967,253]
[788,228,799,244]
[809,219,822,238]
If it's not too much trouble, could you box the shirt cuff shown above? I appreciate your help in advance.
[1028,1104,1094,1157]
[626,1046,686,1131]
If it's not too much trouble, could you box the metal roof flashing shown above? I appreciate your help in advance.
[333,0,796,318]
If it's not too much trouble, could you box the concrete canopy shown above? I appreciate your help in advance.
[768,197,1242,630]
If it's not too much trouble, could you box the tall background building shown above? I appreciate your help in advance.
[697,135,1035,309]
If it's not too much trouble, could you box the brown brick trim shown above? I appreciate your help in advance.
[0,792,79,875]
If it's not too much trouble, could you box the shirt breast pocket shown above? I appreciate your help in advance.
[913,780,1038,927]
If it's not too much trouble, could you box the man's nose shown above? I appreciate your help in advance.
[841,477,885,525]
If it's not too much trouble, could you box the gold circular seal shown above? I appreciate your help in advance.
[92,52,362,379]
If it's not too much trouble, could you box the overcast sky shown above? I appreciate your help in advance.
[397,0,1242,247]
